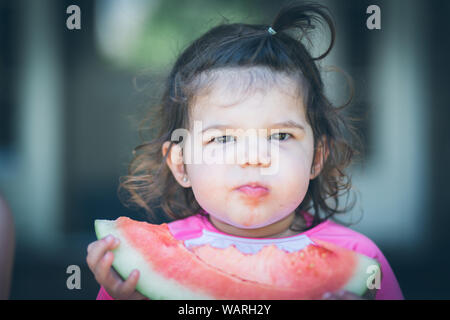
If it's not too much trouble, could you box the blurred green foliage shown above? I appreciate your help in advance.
[98,0,269,71]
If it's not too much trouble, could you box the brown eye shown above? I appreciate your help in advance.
[211,136,236,144]
[270,132,292,141]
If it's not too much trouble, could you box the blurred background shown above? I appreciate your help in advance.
[0,0,449,299]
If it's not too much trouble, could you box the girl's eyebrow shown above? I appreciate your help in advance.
[201,120,305,133]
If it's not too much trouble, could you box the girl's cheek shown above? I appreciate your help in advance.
[280,167,310,201]
[188,163,227,194]
[278,143,312,172]
[276,150,311,193]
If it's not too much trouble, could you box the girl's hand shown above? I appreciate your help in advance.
[86,235,147,300]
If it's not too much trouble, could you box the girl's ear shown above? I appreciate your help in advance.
[162,141,191,188]
[310,135,329,180]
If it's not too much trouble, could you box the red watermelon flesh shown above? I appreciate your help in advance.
[94,217,381,300]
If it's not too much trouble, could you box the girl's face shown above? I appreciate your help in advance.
[163,69,326,237]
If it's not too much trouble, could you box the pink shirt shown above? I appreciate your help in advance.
[97,210,404,300]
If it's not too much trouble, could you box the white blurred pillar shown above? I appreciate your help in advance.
[350,0,430,252]
[14,0,64,248]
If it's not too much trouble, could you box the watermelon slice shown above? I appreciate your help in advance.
[94,217,381,300]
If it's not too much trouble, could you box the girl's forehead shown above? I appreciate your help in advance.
[188,67,308,119]
[189,66,306,100]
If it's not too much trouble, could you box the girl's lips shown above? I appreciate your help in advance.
[236,184,269,197]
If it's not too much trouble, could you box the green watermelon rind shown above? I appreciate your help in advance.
[343,254,381,298]
[94,219,381,300]
[94,219,211,300]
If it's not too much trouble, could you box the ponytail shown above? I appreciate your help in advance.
[270,1,336,60]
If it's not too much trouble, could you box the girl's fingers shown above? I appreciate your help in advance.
[101,268,130,298]
[114,270,140,299]
[87,238,143,300]
[93,251,115,284]
[105,265,125,284]
[129,291,148,300]
[86,236,120,271]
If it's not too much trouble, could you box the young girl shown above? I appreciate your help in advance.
[86,1,404,300]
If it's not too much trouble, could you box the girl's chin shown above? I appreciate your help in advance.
[225,214,279,229]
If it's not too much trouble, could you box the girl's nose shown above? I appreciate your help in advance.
[236,135,271,168]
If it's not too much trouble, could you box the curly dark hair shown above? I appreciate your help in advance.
[118,1,364,231]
